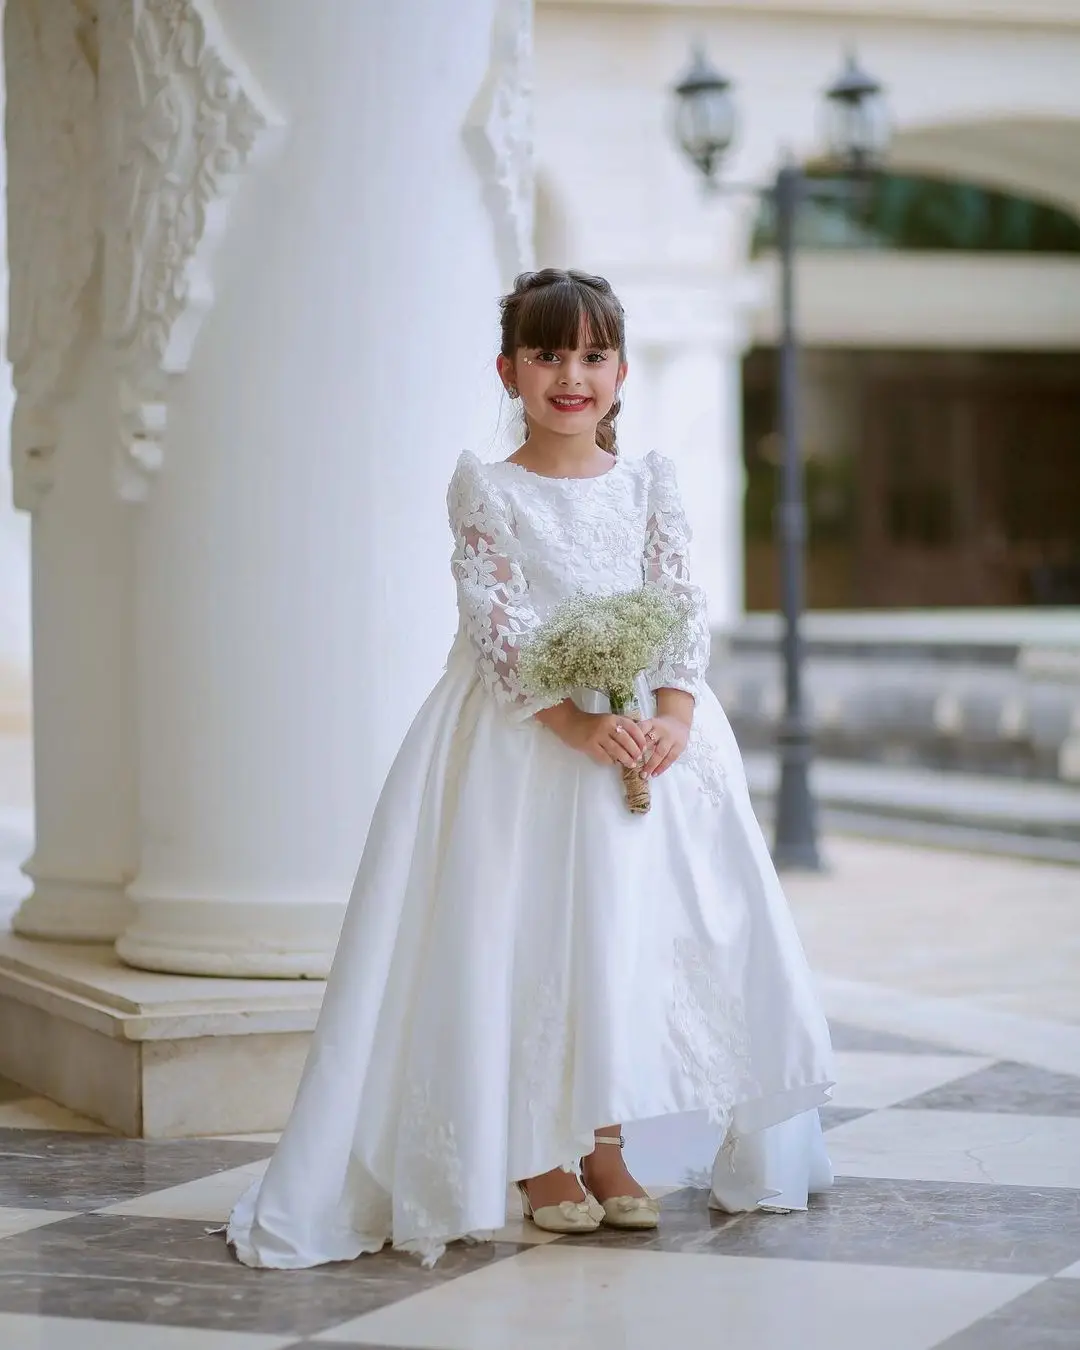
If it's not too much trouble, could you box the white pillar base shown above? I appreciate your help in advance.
[0,933,322,1136]
[115,896,343,978]
[13,875,131,943]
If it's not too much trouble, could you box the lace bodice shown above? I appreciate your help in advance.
[447,450,710,722]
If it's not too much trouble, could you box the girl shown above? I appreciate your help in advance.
[227,268,835,1270]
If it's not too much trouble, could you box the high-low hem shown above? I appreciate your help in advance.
[227,1084,835,1270]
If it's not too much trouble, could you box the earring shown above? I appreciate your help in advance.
[508,385,519,399]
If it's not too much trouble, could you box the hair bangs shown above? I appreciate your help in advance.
[511,276,623,355]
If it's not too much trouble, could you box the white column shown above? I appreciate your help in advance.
[619,276,755,632]
[5,1,138,941]
[653,338,746,631]
[14,338,139,941]
[115,0,532,975]
[0,340,26,741]
[0,377,27,736]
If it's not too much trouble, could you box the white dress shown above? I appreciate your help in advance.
[227,449,836,1269]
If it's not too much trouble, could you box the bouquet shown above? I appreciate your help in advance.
[519,586,688,814]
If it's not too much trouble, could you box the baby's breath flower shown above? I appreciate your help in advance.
[519,586,688,713]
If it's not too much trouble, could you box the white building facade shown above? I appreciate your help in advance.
[534,0,1080,617]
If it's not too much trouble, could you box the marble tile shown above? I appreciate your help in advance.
[100,1168,559,1242]
[281,1344,431,1350]
[830,1052,995,1111]
[825,1108,1080,1188]
[316,1243,1041,1350]
[0,1213,528,1337]
[0,1312,296,1349]
[791,838,1080,1033]
[583,1177,1080,1274]
[0,1130,275,1210]
[100,1159,270,1221]
[0,1076,33,1105]
[485,1214,564,1248]
[820,976,1080,1079]
[828,1022,973,1056]
[820,1105,873,1131]
[0,1097,110,1132]
[0,1207,71,1240]
[897,1060,1080,1118]
[280,1345,436,1350]
[934,1277,1080,1348]
[561,1185,745,1256]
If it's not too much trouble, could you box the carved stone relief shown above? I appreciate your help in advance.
[98,0,275,501]
[4,0,276,508]
[464,0,535,287]
[4,0,99,510]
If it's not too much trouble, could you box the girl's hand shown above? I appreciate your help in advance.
[542,705,649,769]
[637,713,690,779]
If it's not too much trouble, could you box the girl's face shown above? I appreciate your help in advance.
[498,327,627,444]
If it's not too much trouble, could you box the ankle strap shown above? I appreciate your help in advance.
[594,1133,625,1148]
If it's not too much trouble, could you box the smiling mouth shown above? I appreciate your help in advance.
[549,396,592,411]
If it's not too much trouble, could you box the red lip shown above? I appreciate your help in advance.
[548,396,592,412]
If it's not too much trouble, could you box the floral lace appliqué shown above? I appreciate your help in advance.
[447,454,564,723]
[679,722,727,807]
[642,451,711,700]
[395,1078,465,1268]
[518,973,575,1144]
[669,936,751,1128]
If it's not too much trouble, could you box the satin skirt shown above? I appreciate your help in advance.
[227,655,835,1268]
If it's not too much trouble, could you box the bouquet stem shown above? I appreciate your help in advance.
[618,709,651,815]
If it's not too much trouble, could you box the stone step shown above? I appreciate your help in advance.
[744,753,1080,866]
[0,933,322,1137]
[731,608,1080,662]
[718,610,1080,786]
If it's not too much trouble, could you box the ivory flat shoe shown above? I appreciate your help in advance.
[597,1193,661,1229]
[517,1181,602,1234]
[586,1133,660,1230]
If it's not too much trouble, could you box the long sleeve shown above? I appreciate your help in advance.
[447,453,561,722]
[643,451,711,699]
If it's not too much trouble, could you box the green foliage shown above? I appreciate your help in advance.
[751,171,1080,255]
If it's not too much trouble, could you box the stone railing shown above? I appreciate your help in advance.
[713,610,1080,785]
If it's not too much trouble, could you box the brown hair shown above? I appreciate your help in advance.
[499,268,626,455]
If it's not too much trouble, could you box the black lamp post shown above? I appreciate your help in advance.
[671,47,889,870]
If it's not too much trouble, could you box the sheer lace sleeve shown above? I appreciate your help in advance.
[643,451,711,699]
[447,453,561,722]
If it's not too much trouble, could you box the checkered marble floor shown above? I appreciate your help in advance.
[1,1023,1078,1350]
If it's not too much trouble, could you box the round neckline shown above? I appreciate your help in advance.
[497,454,622,484]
